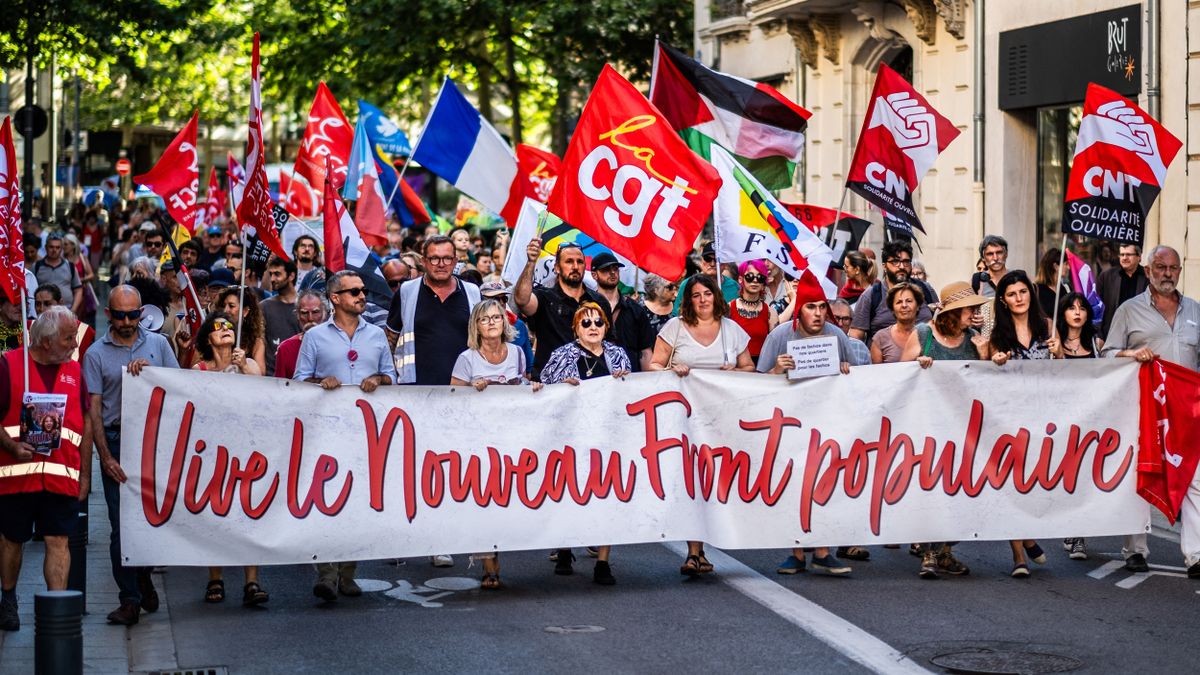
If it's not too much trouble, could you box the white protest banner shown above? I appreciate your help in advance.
[787,337,840,380]
[121,361,1148,566]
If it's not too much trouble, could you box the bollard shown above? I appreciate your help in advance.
[34,590,83,675]
[66,499,88,614]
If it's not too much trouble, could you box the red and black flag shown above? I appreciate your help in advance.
[846,64,959,234]
[779,202,870,269]
[1063,84,1181,246]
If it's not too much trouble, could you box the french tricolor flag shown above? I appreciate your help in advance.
[413,77,519,221]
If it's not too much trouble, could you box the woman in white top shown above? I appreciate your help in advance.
[648,274,754,576]
[450,299,537,589]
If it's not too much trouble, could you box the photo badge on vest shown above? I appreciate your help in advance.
[21,392,68,455]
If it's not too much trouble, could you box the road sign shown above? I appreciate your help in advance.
[14,104,48,139]
[116,158,132,176]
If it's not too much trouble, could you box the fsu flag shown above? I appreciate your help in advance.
[0,117,24,305]
[780,202,871,269]
[134,111,201,234]
[1064,84,1181,246]
[499,144,561,227]
[289,82,353,218]
[846,64,960,233]
[1138,359,1200,523]
[548,65,720,280]
[236,33,289,260]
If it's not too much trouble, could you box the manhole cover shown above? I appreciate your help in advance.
[930,649,1082,674]
[424,576,480,591]
[544,625,606,634]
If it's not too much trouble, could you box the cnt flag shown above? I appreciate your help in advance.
[1063,83,1181,247]
[288,82,353,218]
[846,63,960,234]
[133,111,201,234]
[236,32,289,260]
[499,144,561,228]
[548,65,720,280]
[343,115,390,248]
[650,41,809,191]
[1138,359,1200,523]
[413,77,519,220]
[0,117,24,305]
[709,145,834,292]
[779,201,871,270]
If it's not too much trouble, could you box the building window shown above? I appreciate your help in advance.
[889,45,914,84]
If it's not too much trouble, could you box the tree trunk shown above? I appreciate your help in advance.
[476,57,493,124]
[502,16,523,145]
[551,71,572,156]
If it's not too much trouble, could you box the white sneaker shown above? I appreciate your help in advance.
[430,554,454,568]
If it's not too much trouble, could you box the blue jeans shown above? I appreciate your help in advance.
[101,428,141,605]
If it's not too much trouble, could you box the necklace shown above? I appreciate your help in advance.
[736,297,762,318]
[580,350,601,377]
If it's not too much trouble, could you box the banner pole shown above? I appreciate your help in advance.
[236,234,248,348]
[1049,241,1069,341]
[535,207,549,238]
[828,184,850,247]
[19,282,29,399]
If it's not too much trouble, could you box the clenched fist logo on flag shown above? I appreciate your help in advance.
[1063,84,1181,246]
[548,65,720,279]
[846,64,959,234]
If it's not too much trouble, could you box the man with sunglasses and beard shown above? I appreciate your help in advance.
[294,270,396,601]
[83,286,179,626]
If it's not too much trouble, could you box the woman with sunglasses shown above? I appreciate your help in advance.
[728,260,780,366]
[448,299,541,589]
[213,286,267,371]
[539,302,630,585]
[638,274,677,336]
[650,274,754,576]
[191,311,268,606]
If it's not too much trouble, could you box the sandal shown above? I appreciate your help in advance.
[680,555,702,576]
[242,582,269,606]
[481,574,501,590]
[697,550,714,574]
[204,579,225,603]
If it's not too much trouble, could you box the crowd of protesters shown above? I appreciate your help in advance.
[1,195,1198,634]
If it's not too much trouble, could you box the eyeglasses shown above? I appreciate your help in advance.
[426,255,455,266]
[387,279,402,289]
[702,254,716,263]
[110,308,143,321]
[833,315,852,324]
[579,318,605,329]
[334,287,366,297]
[884,258,912,266]
[478,314,504,325]
[213,319,234,331]
[742,273,766,283]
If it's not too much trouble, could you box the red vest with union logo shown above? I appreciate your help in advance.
[0,349,85,497]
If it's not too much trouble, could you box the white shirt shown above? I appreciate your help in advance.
[451,345,526,384]
[658,316,750,369]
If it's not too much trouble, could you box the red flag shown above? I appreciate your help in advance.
[289,82,353,218]
[202,167,225,227]
[1138,359,1200,524]
[500,144,561,227]
[1064,83,1181,247]
[322,175,348,273]
[133,111,201,234]
[236,33,289,260]
[846,64,960,234]
[547,65,720,279]
[279,172,317,220]
[0,117,24,305]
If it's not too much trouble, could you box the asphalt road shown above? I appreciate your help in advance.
[150,532,1195,674]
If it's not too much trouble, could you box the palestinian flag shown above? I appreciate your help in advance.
[650,40,810,190]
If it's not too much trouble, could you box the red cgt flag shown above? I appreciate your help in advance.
[289,82,353,218]
[1138,359,1200,524]
[500,143,561,227]
[846,63,959,234]
[134,111,201,234]
[202,167,225,227]
[236,33,289,260]
[0,117,24,305]
[548,65,720,279]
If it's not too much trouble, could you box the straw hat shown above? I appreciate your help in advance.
[936,281,989,315]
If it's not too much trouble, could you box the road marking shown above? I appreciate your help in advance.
[662,543,928,674]
[1115,570,1187,589]
[1088,560,1124,579]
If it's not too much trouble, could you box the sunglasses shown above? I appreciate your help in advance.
[742,273,766,283]
[110,308,143,321]
[579,318,605,329]
[213,319,235,331]
[334,287,366,297]
[702,254,716,263]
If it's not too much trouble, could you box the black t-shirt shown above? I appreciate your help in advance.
[260,296,300,376]
[525,283,610,379]
[386,279,473,385]
[607,295,655,372]
[577,348,611,380]
[1119,268,1145,305]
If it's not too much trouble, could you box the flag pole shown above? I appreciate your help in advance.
[827,184,849,247]
[382,80,444,216]
[1049,240,1069,342]
[19,282,29,400]
[228,182,247,348]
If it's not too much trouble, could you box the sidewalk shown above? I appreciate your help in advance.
[0,457,178,674]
